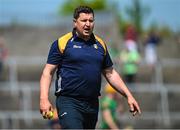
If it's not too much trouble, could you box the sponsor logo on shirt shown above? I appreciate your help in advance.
[73,45,82,48]
[93,44,98,49]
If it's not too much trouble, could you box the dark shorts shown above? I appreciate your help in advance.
[56,96,99,129]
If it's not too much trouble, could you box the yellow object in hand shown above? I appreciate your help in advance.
[48,111,54,119]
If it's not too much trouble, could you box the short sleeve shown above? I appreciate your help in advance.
[102,49,113,69]
[47,40,63,65]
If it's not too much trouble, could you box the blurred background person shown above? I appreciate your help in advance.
[124,24,138,53]
[100,83,120,129]
[0,36,8,77]
[143,30,161,82]
[119,46,141,84]
[144,30,161,70]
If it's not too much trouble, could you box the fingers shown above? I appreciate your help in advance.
[134,101,141,114]
[129,109,136,116]
[41,110,54,119]
[42,112,48,119]
[136,103,141,115]
[49,106,53,111]
[129,102,141,116]
[40,106,54,120]
[129,104,134,113]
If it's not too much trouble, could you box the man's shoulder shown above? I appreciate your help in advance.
[58,32,73,54]
[94,35,107,55]
[94,35,105,44]
[59,32,73,40]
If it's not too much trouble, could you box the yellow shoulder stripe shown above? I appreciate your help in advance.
[58,32,73,53]
[95,35,107,55]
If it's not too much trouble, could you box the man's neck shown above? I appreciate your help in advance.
[76,32,90,41]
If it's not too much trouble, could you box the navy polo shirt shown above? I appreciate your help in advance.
[47,31,113,100]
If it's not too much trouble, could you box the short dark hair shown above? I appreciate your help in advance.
[73,6,94,19]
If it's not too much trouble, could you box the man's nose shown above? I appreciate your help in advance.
[85,21,90,26]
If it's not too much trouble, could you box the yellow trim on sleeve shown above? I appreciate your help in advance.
[58,32,73,54]
[95,35,107,55]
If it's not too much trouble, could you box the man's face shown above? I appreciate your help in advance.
[74,13,94,40]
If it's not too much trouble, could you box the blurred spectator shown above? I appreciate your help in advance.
[125,24,137,42]
[119,46,141,84]
[0,36,8,76]
[48,108,61,130]
[144,30,161,71]
[99,83,119,129]
[100,84,118,129]
[124,24,138,52]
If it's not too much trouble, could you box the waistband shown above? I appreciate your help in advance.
[56,95,99,104]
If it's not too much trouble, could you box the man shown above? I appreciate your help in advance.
[40,6,141,129]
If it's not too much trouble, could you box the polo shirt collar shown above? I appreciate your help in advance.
[72,28,96,44]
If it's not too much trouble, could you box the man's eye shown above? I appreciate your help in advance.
[89,20,94,23]
[81,20,87,22]
[81,19,94,22]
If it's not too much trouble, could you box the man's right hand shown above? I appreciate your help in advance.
[40,99,53,119]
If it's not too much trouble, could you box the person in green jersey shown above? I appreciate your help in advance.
[120,46,141,83]
[100,83,119,129]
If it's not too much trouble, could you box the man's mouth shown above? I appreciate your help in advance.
[84,28,90,30]
[84,29,91,33]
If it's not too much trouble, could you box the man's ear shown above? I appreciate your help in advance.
[73,18,76,23]
[73,18,77,27]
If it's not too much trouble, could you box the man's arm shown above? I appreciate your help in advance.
[40,64,57,118]
[103,67,141,116]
